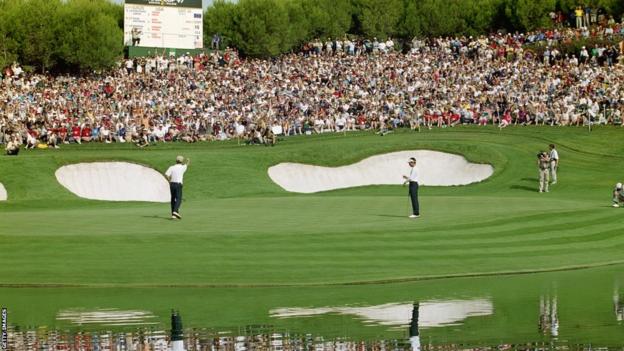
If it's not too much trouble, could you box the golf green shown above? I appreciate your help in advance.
[0,126,623,287]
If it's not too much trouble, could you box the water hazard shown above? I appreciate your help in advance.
[1,265,623,350]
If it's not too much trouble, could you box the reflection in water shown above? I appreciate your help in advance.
[614,286,624,323]
[7,327,169,351]
[410,303,420,351]
[6,325,617,351]
[171,311,185,351]
[538,295,559,338]
[56,308,158,326]
[270,299,493,328]
[4,265,624,350]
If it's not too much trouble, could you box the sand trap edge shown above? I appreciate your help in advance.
[55,161,170,202]
[268,150,494,193]
[0,182,7,201]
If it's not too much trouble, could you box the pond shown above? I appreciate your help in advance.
[1,264,623,350]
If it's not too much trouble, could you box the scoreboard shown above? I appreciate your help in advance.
[124,0,203,49]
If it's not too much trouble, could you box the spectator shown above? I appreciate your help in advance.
[5,135,20,155]
[212,33,221,51]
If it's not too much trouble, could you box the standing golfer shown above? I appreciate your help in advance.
[549,144,559,184]
[613,183,624,207]
[537,151,550,193]
[165,156,190,219]
[403,157,420,218]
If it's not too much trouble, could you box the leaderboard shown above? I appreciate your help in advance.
[124,0,203,49]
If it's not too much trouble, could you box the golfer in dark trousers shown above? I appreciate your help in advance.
[165,155,190,220]
[403,157,420,218]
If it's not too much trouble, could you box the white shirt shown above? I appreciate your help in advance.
[165,164,187,184]
[410,336,421,351]
[549,149,559,161]
[408,165,419,182]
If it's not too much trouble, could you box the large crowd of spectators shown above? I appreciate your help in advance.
[1,19,624,153]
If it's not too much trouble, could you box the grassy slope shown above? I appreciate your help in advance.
[0,126,623,286]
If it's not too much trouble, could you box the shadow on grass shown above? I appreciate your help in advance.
[510,178,539,192]
[141,215,174,221]
[376,214,411,218]
[510,185,537,192]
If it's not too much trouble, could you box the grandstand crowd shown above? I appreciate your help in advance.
[1,20,624,152]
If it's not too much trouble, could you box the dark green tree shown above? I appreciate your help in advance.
[504,0,557,31]
[282,0,311,51]
[7,0,63,72]
[57,0,124,72]
[301,0,352,40]
[234,0,292,57]
[203,0,241,50]
[353,0,403,40]
[0,0,19,69]
[459,0,502,36]
[402,0,500,38]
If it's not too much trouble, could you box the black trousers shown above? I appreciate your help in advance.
[170,182,183,214]
[409,181,420,215]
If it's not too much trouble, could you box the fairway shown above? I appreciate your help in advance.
[0,126,623,287]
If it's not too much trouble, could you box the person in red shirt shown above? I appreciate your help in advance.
[436,110,444,128]
[103,83,114,98]
[59,125,68,144]
[424,111,433,130]
[71,124,81,144]
[500,110,512,129]
[450,111,461,127]
[356,114,367,130]
[81,125,92,142]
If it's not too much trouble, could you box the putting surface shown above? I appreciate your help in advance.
[0,126,623,286]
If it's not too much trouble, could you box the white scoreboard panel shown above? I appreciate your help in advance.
[124,1,203,49]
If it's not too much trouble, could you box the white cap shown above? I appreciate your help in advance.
[617,183,622,189]
[176,155,184,163]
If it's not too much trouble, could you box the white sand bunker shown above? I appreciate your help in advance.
[0,182,6,201]
[55,162,169,202]
[268,150,494,193]
[270,299,493,328]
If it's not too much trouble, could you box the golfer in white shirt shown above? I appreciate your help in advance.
[165,155,190,219]
[403,157,420,218]
[549,144,559,184]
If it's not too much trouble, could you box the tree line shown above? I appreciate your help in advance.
[0,0,123,73]
[205,0,623,57]
[0,0,622,73]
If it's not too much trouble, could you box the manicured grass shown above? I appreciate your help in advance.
[0,126,623,287]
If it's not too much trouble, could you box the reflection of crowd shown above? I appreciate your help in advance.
[1,23,624,153]
[539,294,559,337]
[615,289,624,322]
[6,323,622,351]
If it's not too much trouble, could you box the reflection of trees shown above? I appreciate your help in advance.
[539,294,559,338]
